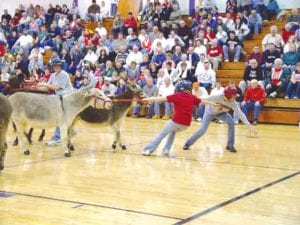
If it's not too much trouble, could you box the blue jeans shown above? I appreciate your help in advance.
[233,102,241,122]
[144,120,188,153]
[248,23,261,34]
[51,127,61,141]
[194,104,205,119]
[286,82,300,98]
[223,45,242,61]
[154,102,173,116]
[242,101,263,120]
[185,112,235,148]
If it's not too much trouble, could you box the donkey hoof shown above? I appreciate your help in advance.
[64,152,71,157]
[12,140,18,146]
[38,137,44,142]
[69,145,75,151]
[121,145,127,150]
[112,144,117,149]
[24,150,30,155]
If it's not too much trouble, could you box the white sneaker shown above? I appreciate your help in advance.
[162,149,170,156]
[269,92,277,98]
[224,59,229,62]
[234,121,239,125]
[196,118,202,122]
[142,150,152,156]
[46,139,61,146]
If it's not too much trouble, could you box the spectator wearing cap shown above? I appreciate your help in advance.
[101,77,117,96]
[241,79,266,125]
[39,57,73,146]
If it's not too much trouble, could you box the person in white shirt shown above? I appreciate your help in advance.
[58,14,67,29]
[192,78,209,122]
[216,25,228,45]
[95,22,108,39]
[151,33,168,54]
[194,39,207,57]
[99,1,110,21]
[154,76,175,120]
[196,60,216,89]
[262,25,285,50]
[210,81,224,96]
[223,13,235,31]
[156,69,167,89]
[165,30,185,51]
[126,45,143,66]
[164,62,177,82]
[176,54,192,71]
[12,30,33,56]
[101,77,117,96]
[0,67,10,82]
[84,48,99,65]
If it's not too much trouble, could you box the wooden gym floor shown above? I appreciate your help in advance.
[0,118,299,225]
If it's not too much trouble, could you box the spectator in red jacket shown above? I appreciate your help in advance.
[241,79,267,125]
[124,12,137,35]
[281,23,295,44]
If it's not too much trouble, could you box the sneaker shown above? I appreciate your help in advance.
[183,144,190,150]
[196,118,202,122]
[234,121,239,125]
[234,59,239,63]
[253,120,258,125]
[142,150,152,156]
[285,96,289,99]
[226,146,237,153]
[224,59,229,62]
[217,120,223,124]
[162,115,170,120]
[46,139,61,146]
[152,115,160,119]
[162,149,170,156]
[268,91,277,98]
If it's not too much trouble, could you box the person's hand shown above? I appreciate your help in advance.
[255,101,260,106]
[266,83,271,89]
[249,126,258,137]
[241,101,246,107]
[277,81,282,86]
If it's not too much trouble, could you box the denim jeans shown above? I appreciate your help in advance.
[248,23,261,34]
[51,127,61,141]
[242,101,263,120]
[286,82,300,98]
[144,120,188,153]
[194,104,205,119]
[154,102,173,116]
[233,101,241,122]
[223,45,242,61]
[185,112,235,148]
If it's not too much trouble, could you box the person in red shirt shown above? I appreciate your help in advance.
[281,23,295,44]
[142,80,214,156]
[124,12,137,34]
[207,39,223,70]
[241,79,266,125]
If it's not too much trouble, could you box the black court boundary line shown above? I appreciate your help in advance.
[173,171,300,225]
[0,190,183,221]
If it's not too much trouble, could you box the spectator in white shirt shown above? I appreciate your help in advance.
[196,59,216,89]
[216,25,228,46]
[99,1,110,21]
[166,30,185,51]
[12,30,33,57]
[95,22,108,39]
[262,25,285,50]
[126,45,143,66]
[84,48,99,65]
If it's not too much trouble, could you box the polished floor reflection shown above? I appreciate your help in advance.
[0,118,299,225]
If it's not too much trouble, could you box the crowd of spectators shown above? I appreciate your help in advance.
[0,0,299,123]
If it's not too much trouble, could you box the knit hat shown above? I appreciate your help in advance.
[224,86,238,99]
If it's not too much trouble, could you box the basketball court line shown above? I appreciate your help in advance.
[172,170,300,225]
[0,190,183,221]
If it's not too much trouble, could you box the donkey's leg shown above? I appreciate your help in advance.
[112,122,126,150]
[15,122,31,155]
[25,128,33,145]
[12,122,18,146]
[38,129,46,142]
[61,125,71,157]
[0,126,8,170]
